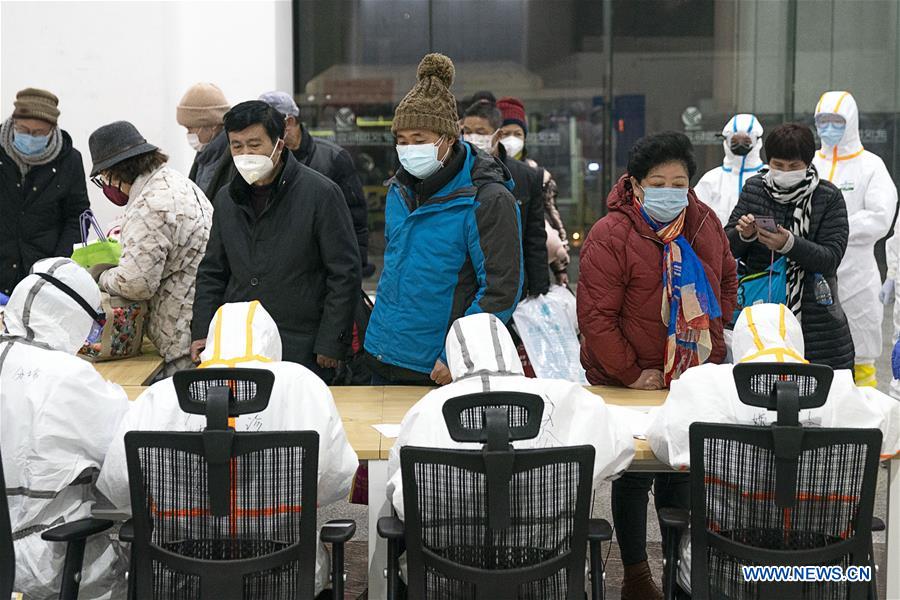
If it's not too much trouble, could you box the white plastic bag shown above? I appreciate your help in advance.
[513,285,587,383]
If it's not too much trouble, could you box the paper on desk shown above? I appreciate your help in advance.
[608,405,656,440]
[372,423,402,438]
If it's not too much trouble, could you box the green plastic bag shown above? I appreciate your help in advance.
[70,210,121,268]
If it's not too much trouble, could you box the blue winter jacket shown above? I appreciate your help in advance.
[365,141,523,374]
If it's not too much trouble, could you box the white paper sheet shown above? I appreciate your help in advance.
[372,423,402,438]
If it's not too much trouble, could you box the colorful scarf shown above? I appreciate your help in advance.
[635,199,722,385]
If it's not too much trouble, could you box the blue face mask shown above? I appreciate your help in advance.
[817,123,846,148]
[639,185,689,223]
[13,131,50,156]
[396,137,446,179]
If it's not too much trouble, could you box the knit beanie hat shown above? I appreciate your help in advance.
[13,88,60,125]
[392,53,458,139]
[177,83,230,128]
[497,97,527,134]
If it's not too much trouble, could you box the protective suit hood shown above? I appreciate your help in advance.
[721,113,764,172]
[816,91,863,156]
[445,313,524,380]
[3,258,100,354]
[199,301,282,367]
[732,303,806,364]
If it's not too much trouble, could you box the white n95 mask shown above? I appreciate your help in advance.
[234,142,281,184]
[187,132,206,153]
[499,135,525,159]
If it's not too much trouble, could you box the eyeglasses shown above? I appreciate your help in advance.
[13,122,53,137]
[90,175,106,188]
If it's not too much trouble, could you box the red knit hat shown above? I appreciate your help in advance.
[497,96,527,134]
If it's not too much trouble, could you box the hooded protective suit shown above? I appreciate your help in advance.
[695,114,765,224]
[645,303,900,594]
[386,312,635,521]
[97,301,358,596]
[813,92,898,380]
[1,258,129,599]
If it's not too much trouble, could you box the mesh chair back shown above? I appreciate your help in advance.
[173,368,274,418]
[125,368,319,600]
[689,363,881,599]
[401,391,595,599]
[0,450,14,599]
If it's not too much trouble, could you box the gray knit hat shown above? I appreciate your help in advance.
[88,121,158,176]
[392,53,458,139]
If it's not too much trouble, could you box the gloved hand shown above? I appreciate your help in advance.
[881,279,896,305]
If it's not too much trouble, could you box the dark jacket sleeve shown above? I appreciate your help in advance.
[785,188,849,275]
[53,151,90,256]
[523,165,549,295]
[333,149,369,265]
[575,228,642,386]
[191,202,230,342]
[313,181,362,359]
[725,191,756,260]
[466,183,523,322]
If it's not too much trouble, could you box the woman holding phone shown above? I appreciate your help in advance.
[726,123,854,369]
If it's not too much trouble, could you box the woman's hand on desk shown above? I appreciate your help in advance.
[628,369,665,390]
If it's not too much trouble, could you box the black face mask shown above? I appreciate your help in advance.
[730,140,753,156]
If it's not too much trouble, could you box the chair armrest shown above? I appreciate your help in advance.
[377,515,405,540]
[41,518,113,542]
[587,518,612,543]
[872,517,886,532]
[119,519,134,543]
[659,507,690,532]
[321,519,356,545]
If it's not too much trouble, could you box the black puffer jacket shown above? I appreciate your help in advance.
[0,130,89,295]
[726,175,854,370]
[500,146,549,297]
[293,128,369,268]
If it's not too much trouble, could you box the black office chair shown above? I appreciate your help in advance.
[378,391,612,600]
[122,368,355,599]
[660,362,883,600]
[0,449,115,600]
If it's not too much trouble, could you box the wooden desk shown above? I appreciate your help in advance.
[122,386,146,401]
[93,344,164,387]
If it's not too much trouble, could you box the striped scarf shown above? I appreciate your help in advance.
[761,165,818,319]
[635,199,722,385]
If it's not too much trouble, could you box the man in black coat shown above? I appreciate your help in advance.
[0,88,89,295]
[259,91,373,277]
[191,101,361,381]
[460,99,549,297]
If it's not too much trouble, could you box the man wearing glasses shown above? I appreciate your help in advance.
[0,88,90,296]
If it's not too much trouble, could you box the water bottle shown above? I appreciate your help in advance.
[814,274,833,306]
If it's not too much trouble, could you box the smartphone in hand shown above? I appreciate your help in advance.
[755,216,778,233]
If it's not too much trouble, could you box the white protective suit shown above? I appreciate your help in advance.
[1,258,129,600]
[386,312,635,521]
[96,301,358,596]
[813,91,898,375]
[694,114,765,224]
[645,303,900,593]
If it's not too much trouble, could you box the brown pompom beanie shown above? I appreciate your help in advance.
[392,53,458,139]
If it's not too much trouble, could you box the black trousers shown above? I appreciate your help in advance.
[612,472,691,566]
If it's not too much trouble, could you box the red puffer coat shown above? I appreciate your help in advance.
[577,176,738,386]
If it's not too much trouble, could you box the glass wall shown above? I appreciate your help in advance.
[292,0,900,278]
